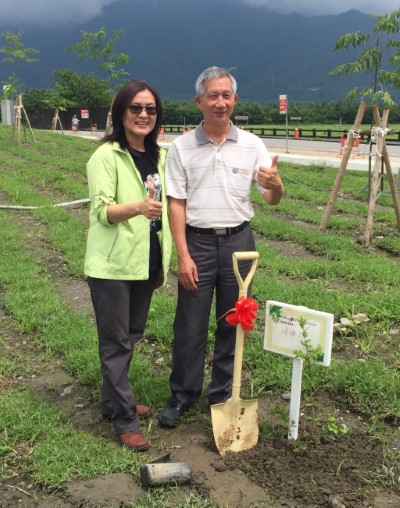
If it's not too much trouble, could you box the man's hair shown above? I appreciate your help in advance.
[195,66,237,98]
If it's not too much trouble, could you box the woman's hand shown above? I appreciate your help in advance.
[140,186,163,219]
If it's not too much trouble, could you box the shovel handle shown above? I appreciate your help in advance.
[232,251,259,298]
[231,251,259,401]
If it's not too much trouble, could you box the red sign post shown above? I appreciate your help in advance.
[279,95,287,115]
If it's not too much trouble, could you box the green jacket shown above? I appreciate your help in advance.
[84,141,172,280]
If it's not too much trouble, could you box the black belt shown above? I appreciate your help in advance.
[186,221,249,236]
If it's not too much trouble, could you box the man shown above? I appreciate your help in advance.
[159,66,283,428]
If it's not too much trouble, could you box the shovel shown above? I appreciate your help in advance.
[211,251,259,456]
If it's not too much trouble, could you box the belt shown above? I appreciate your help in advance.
[186,221,249,236]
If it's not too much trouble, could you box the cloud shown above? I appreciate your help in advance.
[0,0,116,26]
[242,0,397,16]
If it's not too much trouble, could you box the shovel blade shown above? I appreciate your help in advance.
[211,398,258,456]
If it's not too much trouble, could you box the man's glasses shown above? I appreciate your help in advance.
[127,104,159,116]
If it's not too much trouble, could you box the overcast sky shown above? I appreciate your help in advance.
[0,0,397,26]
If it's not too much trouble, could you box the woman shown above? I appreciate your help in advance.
[71,114,79,134]
[84,80,172,451]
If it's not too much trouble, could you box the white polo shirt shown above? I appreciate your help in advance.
[165,122,272,228]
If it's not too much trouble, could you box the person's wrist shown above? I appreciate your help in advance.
[178,253,190,260]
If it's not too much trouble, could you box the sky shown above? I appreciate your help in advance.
[0,0,397,26]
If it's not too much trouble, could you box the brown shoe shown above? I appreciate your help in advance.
[136,404,151,418]
[120,431,149,451]
[102,404,151,421]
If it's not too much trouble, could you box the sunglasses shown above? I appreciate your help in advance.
[127,104,159,116]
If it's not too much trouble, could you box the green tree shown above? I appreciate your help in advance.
[0,29,39,99]
[329,8,400,106]
[22,89,50,112]
[2,76,18,100]
[376,8,400,90]
[68,27,129,94]
[52,69,112,108]
[243,102,265,124]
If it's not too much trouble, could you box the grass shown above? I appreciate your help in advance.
[0,389,142,489]
[0,124,399,502]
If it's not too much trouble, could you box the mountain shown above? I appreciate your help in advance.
[0,0,387,102]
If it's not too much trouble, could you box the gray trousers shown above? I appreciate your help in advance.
[87,274,157,434]
[169,225,255,407]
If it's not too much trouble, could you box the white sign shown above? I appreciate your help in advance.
[264,301,333,367]
[264,301,334,440]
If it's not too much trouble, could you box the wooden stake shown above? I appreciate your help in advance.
[320,101,367,231]
[104,95,116,136]
[12,95,36,144]
[381,144,400,230]
[12,95,21,143]
[105,110,112,136]
[364,107,400,244]
[363,108,386,244]
[379,111,400,230]
[51,108,64,133]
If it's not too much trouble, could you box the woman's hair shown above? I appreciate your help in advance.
[195,66,237,98]
[103,80,163,165]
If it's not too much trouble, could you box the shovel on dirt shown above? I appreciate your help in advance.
[211,251,259,456]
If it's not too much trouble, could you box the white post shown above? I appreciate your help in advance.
[285,111,289,154]
[288,357,303,440]
[1,99,14,125]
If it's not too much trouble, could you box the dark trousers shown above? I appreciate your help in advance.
[169,225,255,407]
[87,274,157,433]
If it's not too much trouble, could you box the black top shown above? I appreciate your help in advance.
[129,148,162,273]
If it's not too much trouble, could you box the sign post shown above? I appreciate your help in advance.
[264,301,333,440]
[279,94,289,154]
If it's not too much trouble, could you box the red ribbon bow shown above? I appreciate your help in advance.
[225,296,259,331]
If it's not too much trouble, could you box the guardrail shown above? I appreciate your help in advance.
[162,125,400,142]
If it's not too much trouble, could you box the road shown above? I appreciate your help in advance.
[260,137,400,174]
[76,129,400,175]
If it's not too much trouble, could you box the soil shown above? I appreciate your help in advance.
[1,212,400,508]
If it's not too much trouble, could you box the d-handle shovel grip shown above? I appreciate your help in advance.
[232,251,259,297]
[230,251,259,402]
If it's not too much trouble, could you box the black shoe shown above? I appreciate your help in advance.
[159,397,187,428]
